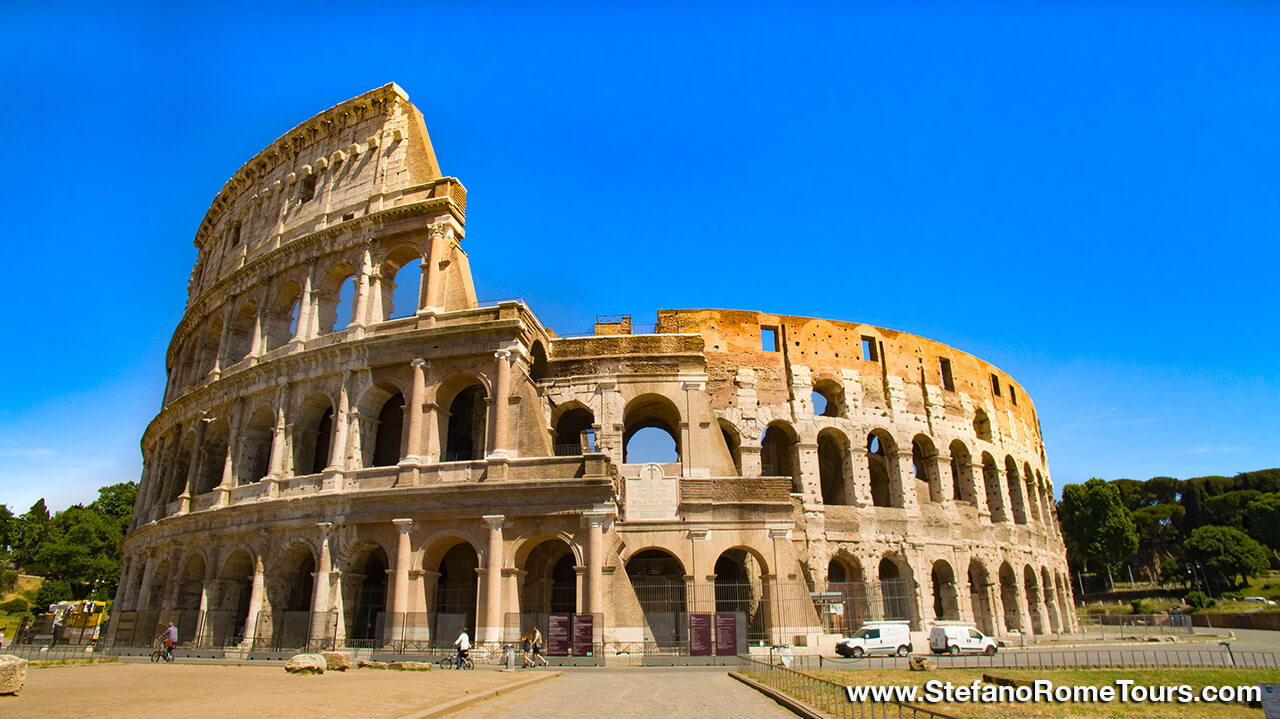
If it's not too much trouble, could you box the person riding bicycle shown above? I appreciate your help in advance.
[162,622,178,660]
[453,627,470,668]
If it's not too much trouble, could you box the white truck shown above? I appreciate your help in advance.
[929,623,998,655]
[835,621,913,657]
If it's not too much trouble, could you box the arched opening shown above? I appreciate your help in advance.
[237,407,275,485]
[967,561,995,635]
[931,561,959,621]
[818,429,852,505]
[982,453,1006,522]
[264,281,302,351]
[1005,456,1027,524]
[878,557,913,624]
[999,562,1021,632]
[176,554,205,644]
[625,549,686,649]
[761,422,799,491]
[826,555,868,633]
[1037,471,1052,524]
[912,435,942,503]
[1041,567,1060,633]
[867,431,899,508]
[949,440,975,504]
[318,263,357,334]
[195,318,222,380]
[144,559,171,612]
[973,410,992,442]
[432,542,479,647]
[529,341,548,383]
[267,543,316,651]
[372,392,406,467]
[1023,566,1044,634]
[349,546,389,645]
[553,406,595,456]
[444,385,487,461]
[1055,573,1071,632]
[220,551,255,644]
[719,420,743,475]
[196,417,230,494]
[225,301,259,366]
[293,396,334,476]
[168,431,195,504]
[811,378,845,418]
[382,252,423,321]
[714,549,767,646]
[623,394,681,464]
[519,538,578,619]
[1022,461,1040,524]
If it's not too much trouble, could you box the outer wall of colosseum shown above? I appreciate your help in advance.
[112,83,1076,659]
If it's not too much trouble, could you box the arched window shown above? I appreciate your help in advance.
[811,379,845,418]
[553,406,595,455]
[380,247,424,321]
[867,431,899,508]
[973,410,992,442]
[911,435,942,503]
[818,429,851,505]
[264,282,302,352]
[761,422,799,491]
[623,394,681,464]
[982,453,1006,522]
[1005,456,1027,524]
[719,420,742,475]
[949,439,975,503]
[225,301,259,366]
[318,263,357,334]
[445,385,487,461]
[371,393,405,467]
[529,341,548,383]
[238,407,275,485]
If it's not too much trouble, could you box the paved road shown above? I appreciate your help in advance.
[456,666,793,719]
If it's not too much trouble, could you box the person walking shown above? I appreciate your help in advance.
[520,631,533,668]
[530,625,548,666]
[453,627,470,668]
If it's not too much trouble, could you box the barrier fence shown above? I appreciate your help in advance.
[774,646,1280,672]
[735,654,958,719]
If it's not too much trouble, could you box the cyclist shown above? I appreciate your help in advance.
[452,627,470,669]
[162,622,178,661]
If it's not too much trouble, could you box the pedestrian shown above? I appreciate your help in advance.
[530,625,547,666]
[163,622,178,660]
[0,628,5,650]
[453,627,470,668]
[520,631,533,668]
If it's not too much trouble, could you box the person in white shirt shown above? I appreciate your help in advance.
[453,628,470,667]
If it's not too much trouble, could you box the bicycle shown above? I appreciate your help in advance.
[438,651,473,670]
[150,644,175,663]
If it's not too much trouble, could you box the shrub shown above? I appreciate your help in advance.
[0,597,29,615]
[1185,591,1215,610]
[1130,598,1146,614]
[32,578,72,610]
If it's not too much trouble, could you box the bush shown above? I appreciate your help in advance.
[1130,598,1146,614]
[32,578,72,610]
[1185,591,1216,610]
[0,597,29,615]
[0,570,16,594]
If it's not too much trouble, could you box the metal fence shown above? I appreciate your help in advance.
[772,647,1280,672]
[735,654,958,719]
[1076,613,1194,637]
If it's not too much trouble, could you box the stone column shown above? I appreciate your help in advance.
[350,246,373,333]
[294,262,316,344]
[481,515,505,644]
[404,360,427,462]
[215,401,244,506]
[267,384,290,483]
[391,519,414,626]
[490,350,513,459]
[423,224,448,312]
[988,464,1011,523]
[196,552,218,647]
[850,444,872,506]
[248,302,264,358]
[795,441,819,500]
[327,372,352,474]
[212,306,233,377]
[242,555,266,645]
[936,452,954,506]
[965,461,988,517]
[135,553,159,612]
[310,523,334,644]
[894,449,919,510]
[180,418,206,513]
[583,511,608,616]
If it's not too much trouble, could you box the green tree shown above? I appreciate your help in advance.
[1246,492,1280,551]
[30,505,122,598]
[1183,525,1268,591]
[1132,502,1185,579]
[89,481,137,534]
[11,499,52,569]
[32,577,73,610]
[0,504,14,556]
[1059,478,1139,578]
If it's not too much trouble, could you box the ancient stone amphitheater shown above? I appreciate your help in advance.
[113,83,1076,659]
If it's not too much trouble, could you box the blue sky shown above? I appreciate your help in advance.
[1,2,1277,512]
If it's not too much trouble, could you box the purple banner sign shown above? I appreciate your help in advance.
[548,614,571,656]
[715,612,738,656]
[571,613,595,656]
[689,613,713,656]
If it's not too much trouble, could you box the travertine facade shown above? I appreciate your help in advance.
[115,84,1076,656]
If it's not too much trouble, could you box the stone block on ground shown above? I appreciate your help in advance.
[907,655,937,672]
[320,652,352,671]
[357,659,388,669]
[284,654,326,675]
[0,655,27,694]
[387,661,433,671]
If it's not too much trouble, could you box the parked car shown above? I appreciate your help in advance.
[1243,597,1277,606]
[929,623,998,655]
[835,621,913,658]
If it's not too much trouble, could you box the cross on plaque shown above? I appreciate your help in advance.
[640,463,664,481]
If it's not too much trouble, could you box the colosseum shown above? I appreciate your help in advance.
[113,83,1077,661]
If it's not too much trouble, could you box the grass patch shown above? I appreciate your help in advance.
[28,658,118,668]
[791,667,1276,719]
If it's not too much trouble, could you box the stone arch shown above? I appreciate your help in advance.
[967,559,996,635]
[714,548,770,642]
[1023,461,1040,524]
[552,402,595,455]
[998,561,1021,632]
[196,416,230,494]
[528,341,548,383]
[176,552,207,612]
[877,554,915,625]
[237,406,275,485]
[225,299,260,366]
[811,377,846,418]
[1055,572,1071,632]
[818,427,853,505]
[912,434,943,503]
[168,430,195,504]
[761,421,799,491]
[372,391,406,467]
[931,560,959,621]
[1005,456,1027,524]
[144,557,172,612]
[517,536,578,616]
[293,392,335,475]
[377,243,426,322]
[949,439,977,504]
[867,429,901,508]
[826,552,869,632]
[981,452,1006,522]
[195,317,223,380]
[437,373,489,462]
[344,541,391,644]
[317,261,358,334]
[624,548,687,649]
[422,536,480,644]
[622,393,682,464]
[263,280,302,351]
[1041,566,1060,633]
[973,409,992,442]
[218,548,257,642]
[1023,565,1044,634]
[264,541,317,649]
[718,419,743,475]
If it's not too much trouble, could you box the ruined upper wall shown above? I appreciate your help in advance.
[186,83,463,302]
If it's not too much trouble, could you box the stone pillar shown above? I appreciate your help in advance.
[215,401,243,506]
[180,419,206,513]
[391,519,413,624]
[404,360,427,461]
[583,511,608,616]
[740,444,762,478]
[213,306,233,377]
[248,302,264,358]
[327,372,352,474]
[196,552,217,647]
[966,461,988,518]
[989,464,1011,523]
[481,515,505,644]
[850,444,872,507]
[135,553,159,612]
[242,555,266,645]
[350,246,374,333]
[795,441,819,500]
[423,224,448,312]
[490,350,512,459]
[310,523,334,644]
[267,384,290,482]
[294,262,316,344]
[894,449,918,510]
[936,452,954,506]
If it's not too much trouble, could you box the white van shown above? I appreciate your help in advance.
[929,623,998,655]
[835,621,913,657]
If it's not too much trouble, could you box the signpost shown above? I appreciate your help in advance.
[689,614,712,656]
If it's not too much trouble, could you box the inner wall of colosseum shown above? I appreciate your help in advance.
[112,83,1076,658]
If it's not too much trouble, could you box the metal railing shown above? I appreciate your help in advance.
[736,654,957,719]
[771,647,1280,672]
